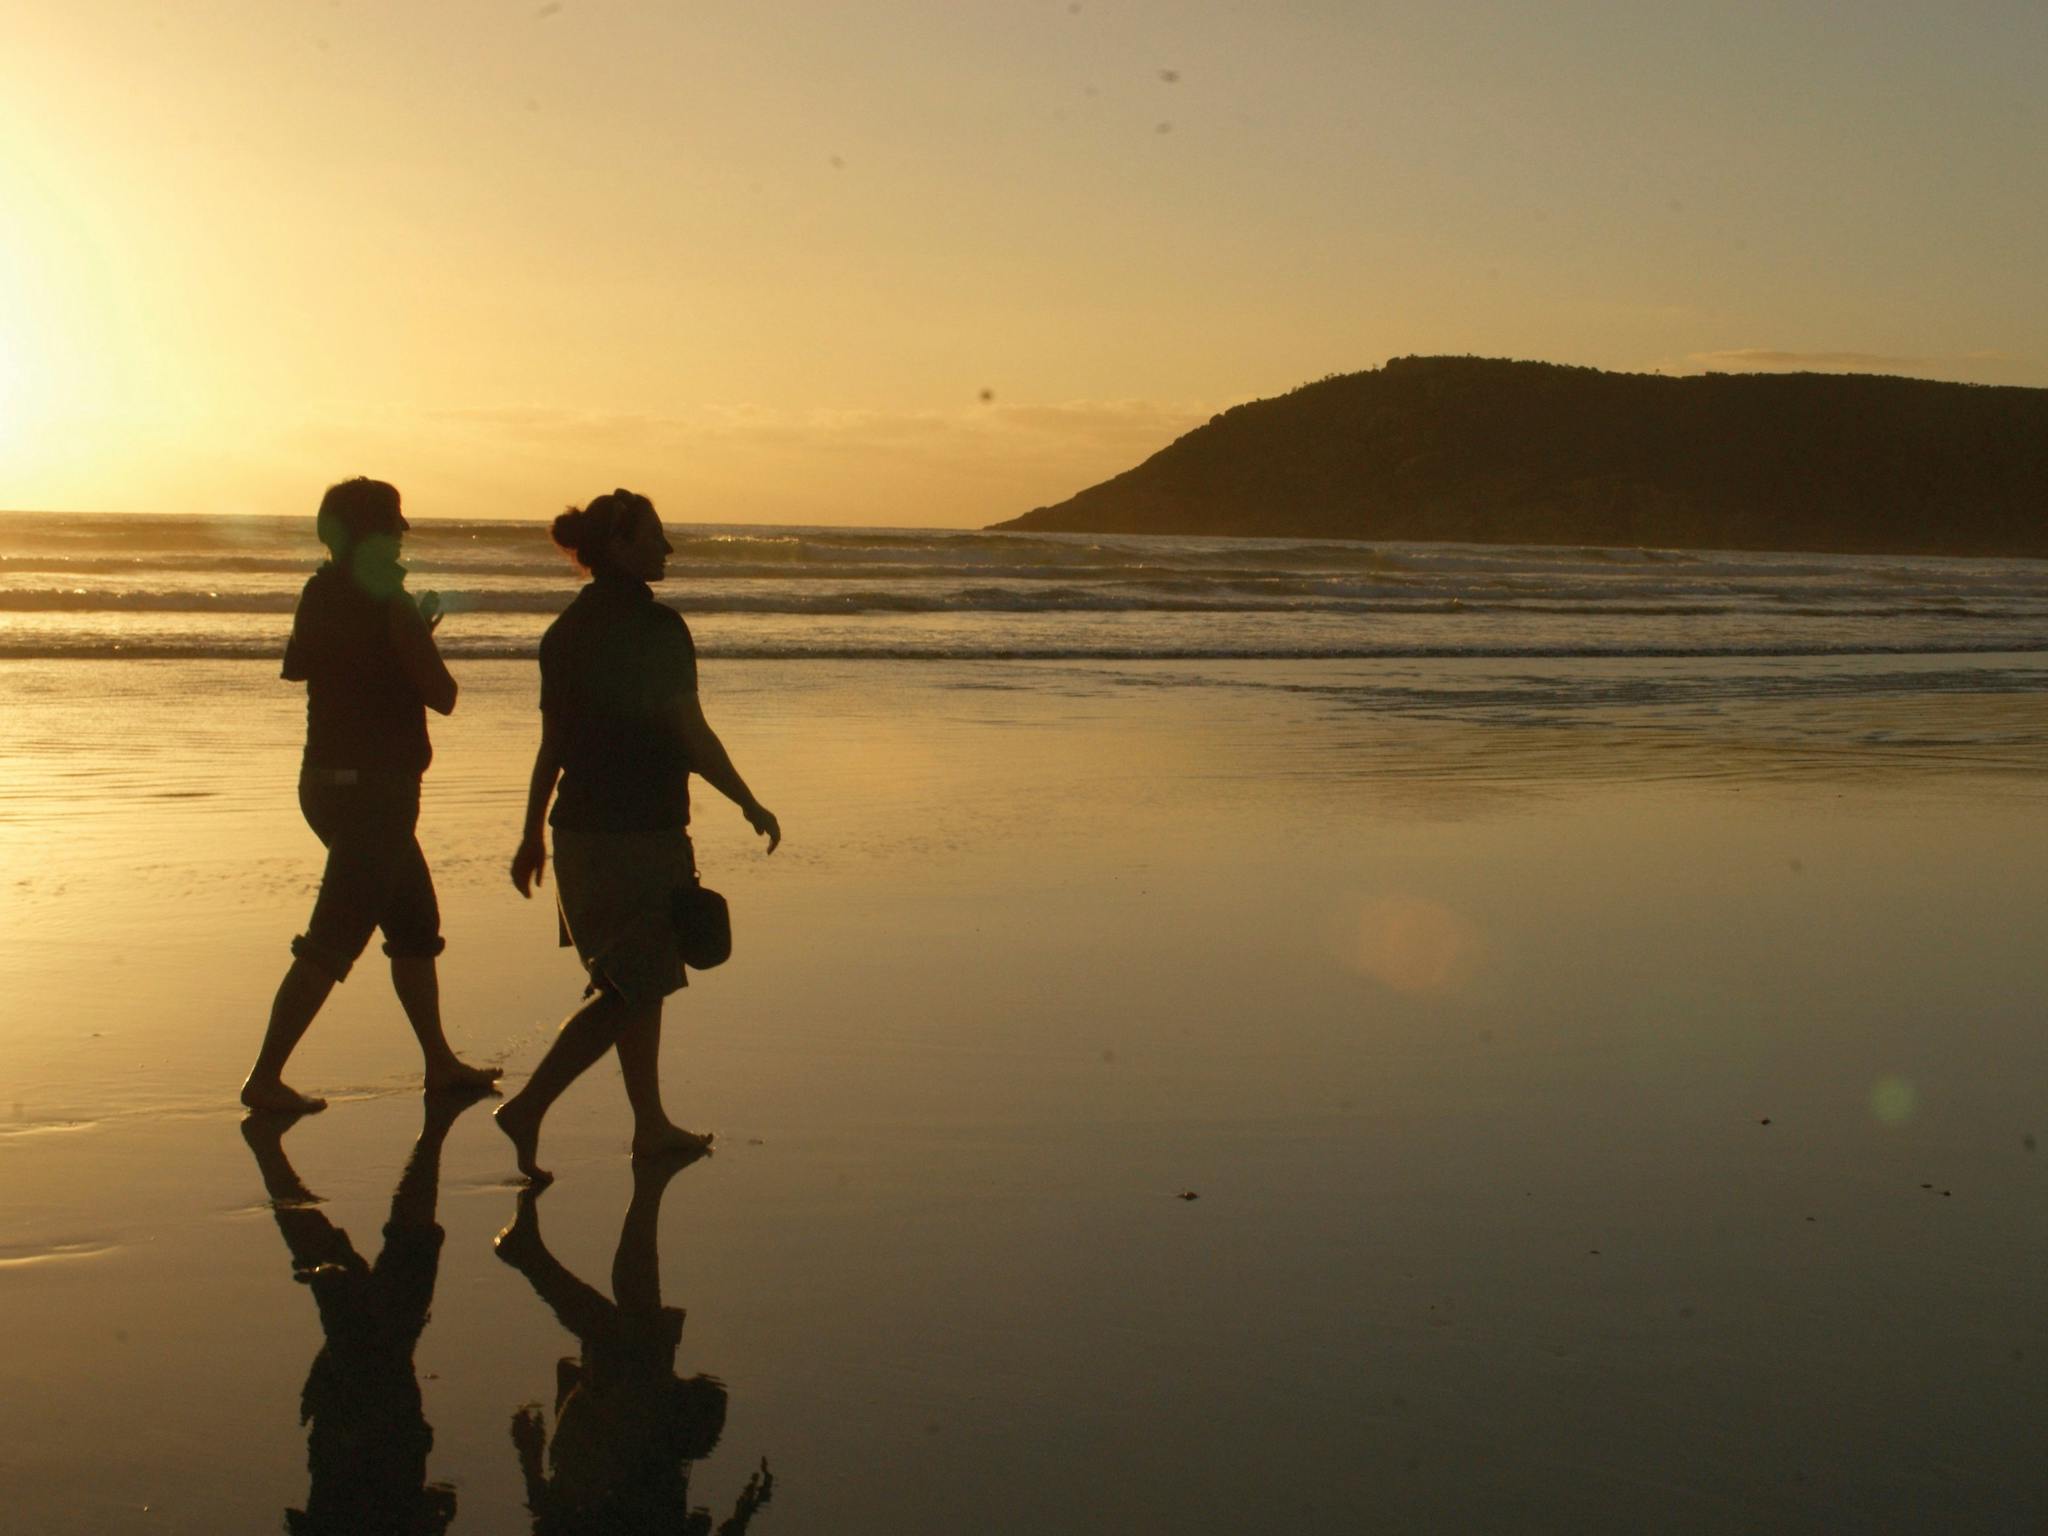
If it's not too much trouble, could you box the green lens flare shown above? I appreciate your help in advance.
[1870,1076,1917,1126]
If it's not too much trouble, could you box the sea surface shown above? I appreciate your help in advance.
[7,510,2048,664]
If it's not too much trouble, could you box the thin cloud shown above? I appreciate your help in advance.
[1681,348,2029,376]
[1687,349,1931,372]
[379,398,1220,520]
[420,399,1212,456]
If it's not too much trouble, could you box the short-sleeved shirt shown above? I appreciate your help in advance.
[540,572,697,831]
[284,562,432,777]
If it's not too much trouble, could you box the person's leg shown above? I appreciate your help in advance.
[390,956,501,1094]
[613,1001,713,1162]
[243,778,373,1113]
[495,989,632,1185]
[242,957,337,1112]
[379,794,501,1093]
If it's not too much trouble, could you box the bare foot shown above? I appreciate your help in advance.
[495,1097,553,1186]
[631,1124,714,1164]
[425,1058,503,1096]
[240,1077,327,1115]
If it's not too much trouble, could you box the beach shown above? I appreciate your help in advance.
[4,629,2048,1530]
[15,0,2046,1519]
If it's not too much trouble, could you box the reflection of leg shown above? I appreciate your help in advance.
[496,990,632,1185]
[239,1114,356,1272]
[242,958,334,1113]
[240,1111,323,1206]
[391,956,502,1095]
[368,1094,470,1346]
[494,1187,618,1342]
[389,1091,481,1233]
[613,1152,694,1314]
[614,1001,714,1162]
[275,1204,356,1276]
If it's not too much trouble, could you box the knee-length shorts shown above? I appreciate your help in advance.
[291,771,445,981]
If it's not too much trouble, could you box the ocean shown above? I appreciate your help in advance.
[8,510,2048,664]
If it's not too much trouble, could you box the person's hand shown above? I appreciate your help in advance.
[744,802,781,854]
[512,831,547,896]
[418,590,443,633]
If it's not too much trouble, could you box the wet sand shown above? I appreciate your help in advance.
[3,657,2047,1532]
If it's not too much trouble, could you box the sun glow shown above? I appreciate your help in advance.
[0,342,38,475]
[0,161,70,475]
[0,257,90,484]
[0,378,19,465]
[0,275,31,462]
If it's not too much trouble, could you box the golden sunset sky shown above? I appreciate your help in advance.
[3,0,2043,525]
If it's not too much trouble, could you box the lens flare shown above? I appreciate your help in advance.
[1870,1076,1917,1126]
[1336,895,1482,997]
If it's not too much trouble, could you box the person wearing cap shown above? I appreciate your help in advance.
[241,476,501,1114]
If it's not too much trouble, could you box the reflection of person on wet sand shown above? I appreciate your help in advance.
[243,476,501,1113]
[495,1156,773,1534]
[241,1095,479,1535]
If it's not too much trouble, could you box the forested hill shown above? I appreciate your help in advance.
[989,357,2048,556]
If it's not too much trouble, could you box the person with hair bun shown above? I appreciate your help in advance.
[499,489,779,1183]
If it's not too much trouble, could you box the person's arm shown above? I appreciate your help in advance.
[511,712,566,895]
[281,590,313,681]
[510,1406,550,1514]
[672,692,780,852]
[389,594,457,715]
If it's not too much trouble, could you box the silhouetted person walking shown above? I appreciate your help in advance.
[498,489,779,1183]
[241,1094,481,1535]
[495,1157,773,1534]
[243,478,499,1113]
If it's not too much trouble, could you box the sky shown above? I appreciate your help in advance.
[2,0,2043,526]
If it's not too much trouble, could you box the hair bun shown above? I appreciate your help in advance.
[549,507,585,552]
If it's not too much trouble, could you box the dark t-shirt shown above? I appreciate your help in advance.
[284,563,432,777]
[540,573,697,831]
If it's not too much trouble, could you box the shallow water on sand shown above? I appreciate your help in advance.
[3,657,2047,1532]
